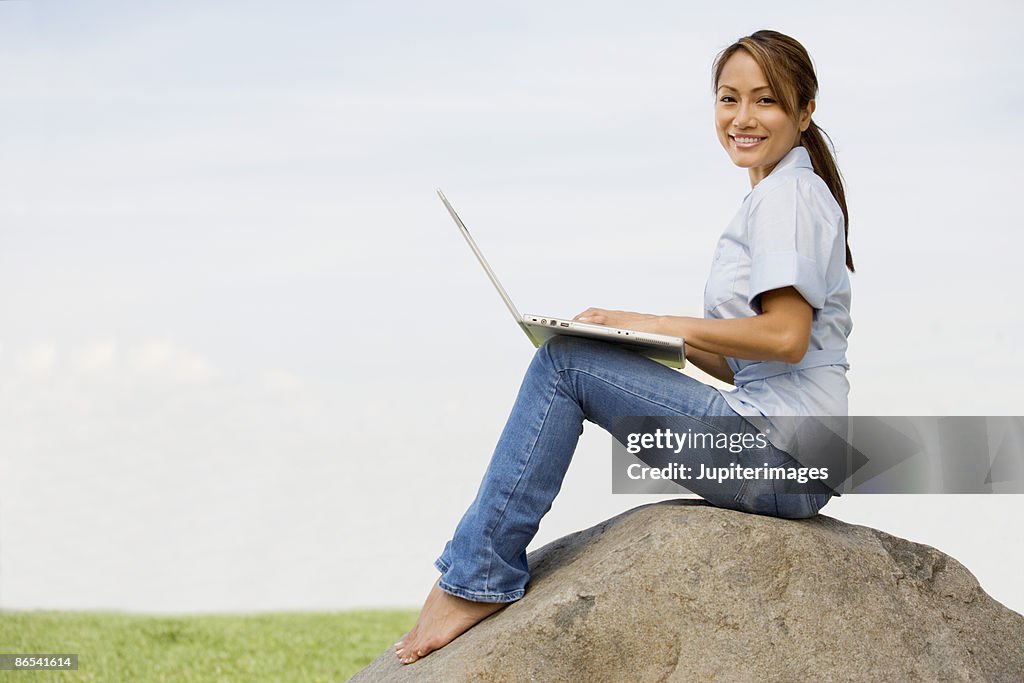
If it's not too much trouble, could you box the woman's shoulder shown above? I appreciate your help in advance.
[748,166,842,224]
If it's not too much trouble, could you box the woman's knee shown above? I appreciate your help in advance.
[540,335,611,371]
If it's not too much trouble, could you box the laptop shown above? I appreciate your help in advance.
[437,189,685,369]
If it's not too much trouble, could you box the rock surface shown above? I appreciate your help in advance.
[351,500,1024,682]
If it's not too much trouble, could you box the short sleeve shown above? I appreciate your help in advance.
[745,176,837,313]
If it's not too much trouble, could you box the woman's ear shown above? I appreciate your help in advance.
[799,100,816,132]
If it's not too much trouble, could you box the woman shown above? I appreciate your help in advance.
[395,29,853,665]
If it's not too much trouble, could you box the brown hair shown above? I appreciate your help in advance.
[713,30,854,272]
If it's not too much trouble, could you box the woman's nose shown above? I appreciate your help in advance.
[734,102,754,129]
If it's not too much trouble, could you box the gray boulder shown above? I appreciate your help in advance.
[352,500,1024,682]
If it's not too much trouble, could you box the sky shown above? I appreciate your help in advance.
[1,0,1023,615]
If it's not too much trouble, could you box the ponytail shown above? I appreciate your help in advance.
[801,121,854,272]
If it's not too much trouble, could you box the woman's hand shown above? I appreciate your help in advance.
[574,287,812,365]
[573,308,661,333]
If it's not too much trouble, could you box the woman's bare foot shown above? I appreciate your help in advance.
[394,579,508,664]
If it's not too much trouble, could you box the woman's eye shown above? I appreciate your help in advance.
[719,96,736,103]
[758,97,776,104]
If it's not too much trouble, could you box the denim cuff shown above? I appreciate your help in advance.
[433,555,525,603]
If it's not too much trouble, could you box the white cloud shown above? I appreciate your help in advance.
[15,343,56,375]
[174,353,218,383]
[263,370,301,391]
[127,340,218,382]
[128,340,175,373]
[73,340,117,374]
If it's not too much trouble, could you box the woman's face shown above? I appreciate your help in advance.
[715,50,813,186]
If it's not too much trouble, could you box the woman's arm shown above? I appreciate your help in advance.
[685,347,735,385]
[574,286,813,365]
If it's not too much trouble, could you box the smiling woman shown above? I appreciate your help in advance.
[712,30,854,271]
[395,29,856,665]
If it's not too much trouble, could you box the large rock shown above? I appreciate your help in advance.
[352,500,1024,682]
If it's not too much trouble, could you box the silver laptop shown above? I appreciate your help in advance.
[437,189,685,369]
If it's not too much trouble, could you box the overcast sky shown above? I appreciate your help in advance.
[1,0,1022,615]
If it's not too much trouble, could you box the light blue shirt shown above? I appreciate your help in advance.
[703,145,852,453]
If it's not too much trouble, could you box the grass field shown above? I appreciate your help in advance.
[0,609,417,682]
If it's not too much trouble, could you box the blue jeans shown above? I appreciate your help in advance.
[434,336,831,603]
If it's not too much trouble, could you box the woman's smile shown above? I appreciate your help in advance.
[730,134,767,149]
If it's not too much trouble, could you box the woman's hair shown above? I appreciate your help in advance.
[713,30,855,272]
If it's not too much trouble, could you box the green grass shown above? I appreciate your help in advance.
[0,609,416,682]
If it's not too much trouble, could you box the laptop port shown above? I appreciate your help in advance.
[550,319,557,326]
[560,322,569,327]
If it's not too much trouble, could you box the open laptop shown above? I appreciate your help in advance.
[437,189,685,369]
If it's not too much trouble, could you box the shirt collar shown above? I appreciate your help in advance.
[768,145,812,177]
[742,146,812,201]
